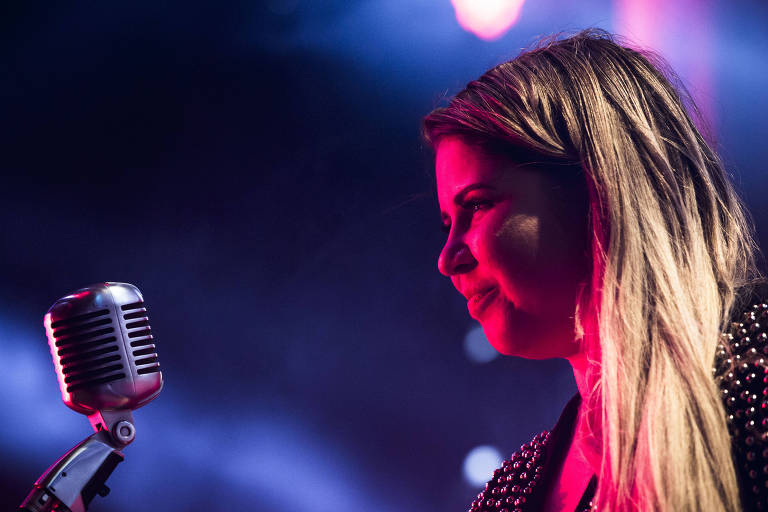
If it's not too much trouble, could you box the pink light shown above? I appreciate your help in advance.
[44,312,71,406]
[612,0,664,49]
[612,0,716,132]
[451,0,525,41]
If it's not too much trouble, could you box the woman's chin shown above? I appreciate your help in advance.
[481,310,536,356]
[483,312,576,359]
[488,338,544,358]
[484,326,539,357]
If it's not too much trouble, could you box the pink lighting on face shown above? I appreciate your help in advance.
[451,0,525,41]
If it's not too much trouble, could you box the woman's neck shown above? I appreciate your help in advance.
[539,353,601,512]
[568,350,591,398]
[566,350,602,474]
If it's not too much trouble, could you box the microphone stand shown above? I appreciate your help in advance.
[18,411,136,512]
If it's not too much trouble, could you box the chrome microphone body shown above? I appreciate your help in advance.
[19,282,163,512]
[44,282,162,421]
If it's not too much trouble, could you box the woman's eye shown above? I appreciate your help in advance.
[463,199,493,212]
[440,200,493,234]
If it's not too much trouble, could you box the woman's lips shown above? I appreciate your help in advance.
[467,287,498,318]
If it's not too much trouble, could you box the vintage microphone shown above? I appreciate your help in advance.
[19,282,163,512]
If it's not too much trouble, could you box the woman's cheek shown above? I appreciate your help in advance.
[495,213,541,266]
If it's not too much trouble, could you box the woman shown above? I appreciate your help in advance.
[423,29,766,511]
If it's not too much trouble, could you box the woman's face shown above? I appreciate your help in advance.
[436,136,591,359]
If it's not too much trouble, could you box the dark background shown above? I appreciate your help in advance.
[2,1,766,510]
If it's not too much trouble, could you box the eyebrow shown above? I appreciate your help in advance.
[440,183,495,220]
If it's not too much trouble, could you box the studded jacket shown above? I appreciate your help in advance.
[468,284,768,512]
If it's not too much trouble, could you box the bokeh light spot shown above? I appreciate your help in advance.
[463,445,503,487]
[450,0,525,41]
[464,324,498,364]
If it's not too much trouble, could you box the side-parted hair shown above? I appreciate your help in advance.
[424,29,762,511]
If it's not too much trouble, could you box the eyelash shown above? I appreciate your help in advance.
[441,199,494,234]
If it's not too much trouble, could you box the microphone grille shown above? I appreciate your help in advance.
[51,308,124,393]
[120,300,161,376]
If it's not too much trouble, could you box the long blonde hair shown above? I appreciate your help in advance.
[423,29,761,511]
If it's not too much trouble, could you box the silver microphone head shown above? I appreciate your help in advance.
[44,282,163,416]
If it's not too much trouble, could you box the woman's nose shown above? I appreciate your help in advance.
[438,236,477,276]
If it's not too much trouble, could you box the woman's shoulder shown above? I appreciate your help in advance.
[467,395,589,512]
[467,431,551,512]
[716,280,768,509]
[717,281,768,383]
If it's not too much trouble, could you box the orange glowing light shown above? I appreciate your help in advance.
[451,0,525,41]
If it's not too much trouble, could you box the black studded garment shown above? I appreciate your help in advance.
[468,283,768,512]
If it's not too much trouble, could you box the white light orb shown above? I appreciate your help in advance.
[463,445,503,487]
[464,324,498,364]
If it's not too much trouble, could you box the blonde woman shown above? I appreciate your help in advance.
[424,29,766,511]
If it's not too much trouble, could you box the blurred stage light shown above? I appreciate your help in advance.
[0,316,84,457]
[463,445,503,487]
[464,323,498,364]
[451,0,525,41]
